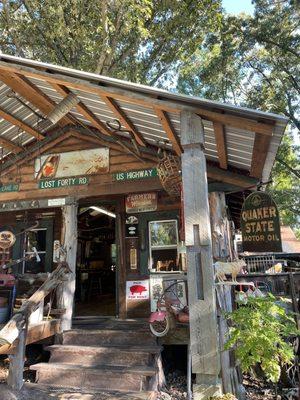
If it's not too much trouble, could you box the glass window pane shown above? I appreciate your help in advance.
[149,220,178,248]
[26,230,47,252]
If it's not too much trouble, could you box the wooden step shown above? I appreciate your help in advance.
[46,344,161,366]
[24,382,156,399]
[30,362,157,391]
[63,329,156,346]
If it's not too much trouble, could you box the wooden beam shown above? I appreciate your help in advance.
[180,111,220,394]
[0,136,23,153]
[213,122,227,169]
[250,133,272,178]
[101,95,147,146]
[50,83,112,136]
[0,107,44,140]
[155,108,182,155]
[0,72,73,126]
[0,61,276,136]
[207,164,258,188]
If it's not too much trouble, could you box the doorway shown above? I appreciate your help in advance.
[75,203,117,317]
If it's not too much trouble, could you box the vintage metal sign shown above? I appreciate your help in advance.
[113,168,157,181]
[39,176,89,189]
[126,192,157,214]
[0,231,16,249]
[35,148,109,179]
[126,280,150,301]
[0,183,19,193]
[241,191,282,252]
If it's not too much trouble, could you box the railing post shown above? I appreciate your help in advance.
[7,324,27,390]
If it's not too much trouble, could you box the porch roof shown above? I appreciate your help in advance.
[0,54,288,183]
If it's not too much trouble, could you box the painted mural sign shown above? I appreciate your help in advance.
[241,191,282,252]
[126,192,157,214]
[35,148,109,180]
[113,168,157,181]
[126,280,150,301]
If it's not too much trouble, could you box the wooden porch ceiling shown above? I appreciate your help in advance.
[0,55,288,185]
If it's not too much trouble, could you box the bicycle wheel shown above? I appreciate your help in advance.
[149,315,170,337]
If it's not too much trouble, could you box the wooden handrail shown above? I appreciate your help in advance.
[0,262,71,349]
[0,262,71,390]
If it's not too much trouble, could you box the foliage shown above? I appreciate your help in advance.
[0,0,222,85]
[267,133,300,235]
[177,0,300,232]
[225,294,299,383]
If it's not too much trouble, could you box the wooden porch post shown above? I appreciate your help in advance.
[57,203,78,331]
[116,197,127,319]
[180,111,221,399]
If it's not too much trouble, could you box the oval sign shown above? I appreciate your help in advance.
[240,192,282,252]
[0,230,16,249]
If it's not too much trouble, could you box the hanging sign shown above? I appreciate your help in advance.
[0,231,16,249]
[39,176,89,189]
[0,183,19,193]
[241,191,282,252]
[113,168,157,182]
[35,148,109,180]
[126,192,157,214]
[126,280,149,301]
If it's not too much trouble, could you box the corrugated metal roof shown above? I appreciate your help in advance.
[0,54,289,181]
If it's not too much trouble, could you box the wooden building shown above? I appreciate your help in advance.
[0,54,288,398]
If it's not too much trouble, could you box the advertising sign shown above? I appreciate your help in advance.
[241,191,282,252]
[126,280,149,301]
[0,231,16,249]
[35,148,109,179]
[126,192,157,214]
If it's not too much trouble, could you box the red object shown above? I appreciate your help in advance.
[0,274,15,287]
[130,285,147,295]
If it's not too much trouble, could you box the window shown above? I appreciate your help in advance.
[23,228,47,273]
[149,220,179,273]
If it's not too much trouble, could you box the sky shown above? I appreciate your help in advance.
[222,0,254,15]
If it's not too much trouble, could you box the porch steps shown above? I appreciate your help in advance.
[29,319,162,398]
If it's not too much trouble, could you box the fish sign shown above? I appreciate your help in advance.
[241,191,282,252]
[126,280,149,300]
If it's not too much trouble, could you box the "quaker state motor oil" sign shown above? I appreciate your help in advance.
[241,191,282,252]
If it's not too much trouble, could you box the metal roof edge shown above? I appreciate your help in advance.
[0,53,289,124]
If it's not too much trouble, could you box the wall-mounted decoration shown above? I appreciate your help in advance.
[39,176,89,189]
[113,168,157,182]
[157,152,181,197]
[35,148,109,180]
[241,191,282,252]
[150,276,187,312]
[125,216,139,238]
[126,280,149,300]
[0,231,16,249]
[0,183,19,193]
[126,192,157,214]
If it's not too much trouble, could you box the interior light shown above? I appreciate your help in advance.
[89,206,116,219]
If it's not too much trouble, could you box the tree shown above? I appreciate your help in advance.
[0,0,222,85]
[177,0,300,234]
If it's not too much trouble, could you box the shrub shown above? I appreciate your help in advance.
[225,294,299,383]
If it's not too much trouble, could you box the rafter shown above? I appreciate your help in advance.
[50,83,112,136]
[0,72,73,126]
[0,136,23,153]
[0,62,277,136]
[213,122,228,169]
[101,95,147,147]
[155,108,182,156]
[207,164,258,188]
[0,107,44,140]
[250,133,272,178]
